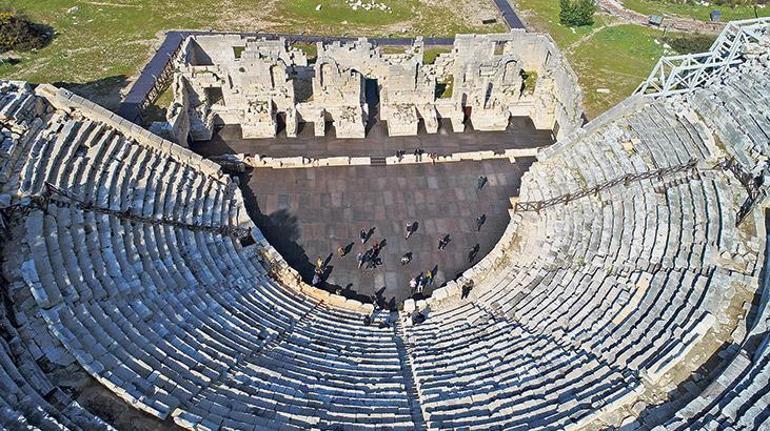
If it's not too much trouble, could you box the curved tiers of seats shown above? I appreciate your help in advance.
[0,40,768,431]
[1,82,414,430]
[658,312,770,430]
[400,54,769,429]
[0,302,113,430]
[653,58,770,431]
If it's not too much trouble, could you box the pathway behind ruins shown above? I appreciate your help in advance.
[597,0,724,33]
[117,0,526,123]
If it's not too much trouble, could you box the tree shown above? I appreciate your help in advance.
[575,0,597,26]
[559,0,576,26]
[559,0,596,26]
[0,10,52,53]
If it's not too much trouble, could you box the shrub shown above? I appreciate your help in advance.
[559,0,596,26]
[575,0,597,25]
[560,0,576,25]
[665,34,717,54]
[0,10,52,53]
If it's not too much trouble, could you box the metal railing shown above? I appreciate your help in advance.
[514,156,769,227]
[1,182,252,239]
[514,159,699,212]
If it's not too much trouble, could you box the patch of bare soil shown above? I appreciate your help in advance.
[46,362,177,430]
[74,373,181,431]
[419,0,503,27]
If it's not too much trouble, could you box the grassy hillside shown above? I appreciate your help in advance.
[0,0,503,108]
[515,0,670,117]
[622,0,769,22]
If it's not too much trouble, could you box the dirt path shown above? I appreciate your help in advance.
[563,20,625,55]
[597,0,724,33]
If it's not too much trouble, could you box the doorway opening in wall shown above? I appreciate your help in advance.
[417,118,427,135]
[463,106,473,127]
[276,112,287,137]
[364,78,379,135]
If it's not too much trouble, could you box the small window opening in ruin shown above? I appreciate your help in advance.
[435,75,454,99]
[520,70,537,96]
[494,41,506,56]
[233,46,245,59]
[205,87,224,106]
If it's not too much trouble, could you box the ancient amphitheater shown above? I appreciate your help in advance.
[0,17,769,431]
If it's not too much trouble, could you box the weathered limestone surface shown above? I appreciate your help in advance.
[0,19,768,431]
[160,32,583,143]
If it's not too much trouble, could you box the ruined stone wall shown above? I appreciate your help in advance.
[150,74,192,146]
[502,31,583,139]
[163,32,582,143]
[430,32,582,137]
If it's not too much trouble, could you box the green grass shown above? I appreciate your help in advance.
[514,0,666,117]
[665,32,717,53]
[292,42,319,62]
[423,47,451,64]
[380,45,409,54]
[0,0,503,110]
[515,0,609,47]
[142,85,174,124]
[571,24,665,117]
[622,0,769,22]
[279,0,412,27]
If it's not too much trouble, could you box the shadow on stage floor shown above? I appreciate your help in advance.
[193,117,551,308]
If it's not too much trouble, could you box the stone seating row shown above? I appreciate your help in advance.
[687,65,770,172]
[656,269,770,431]
[2,47,769,430]
[15,116,241,229]
[23,202,413,428]
[661,332,770,430]
[0,306,112,430]
[1,82,417,430]
[401,56,765,430]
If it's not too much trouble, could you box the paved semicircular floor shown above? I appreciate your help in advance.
[193,120,550,307]
[237,158,534,307]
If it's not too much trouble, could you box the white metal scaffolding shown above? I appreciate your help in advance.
[635,18,770,97]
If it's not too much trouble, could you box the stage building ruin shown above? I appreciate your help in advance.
[152,31,583,144]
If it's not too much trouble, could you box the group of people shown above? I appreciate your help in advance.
[356,234,385,270]
[409,270,435,294]
[314,175,492,295]
[394,147,438,163]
